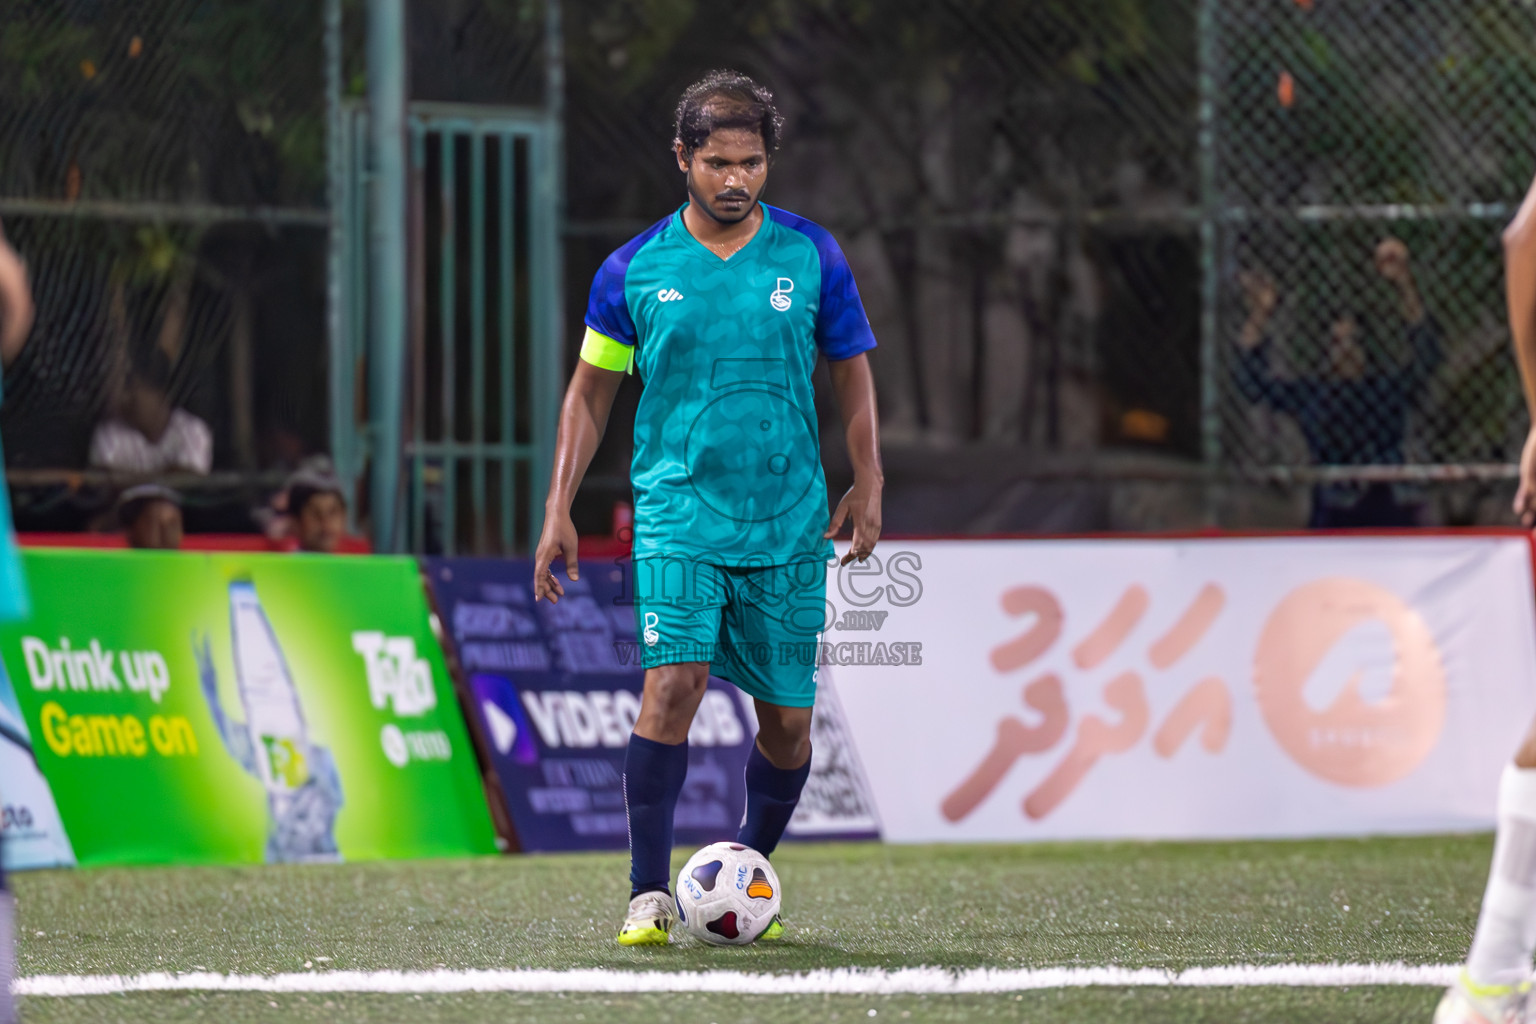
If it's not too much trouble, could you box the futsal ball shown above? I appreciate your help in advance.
[675,842,781,945]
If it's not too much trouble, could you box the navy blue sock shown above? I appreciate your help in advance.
[624,733,689,898]
[737,741,812,857]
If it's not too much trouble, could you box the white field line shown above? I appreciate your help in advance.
[17,963,1458,998]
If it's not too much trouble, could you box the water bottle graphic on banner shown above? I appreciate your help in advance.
[199,580,344,862]
[230,581,313,793]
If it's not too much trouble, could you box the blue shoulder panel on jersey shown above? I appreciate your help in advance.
[584,214,672,346]
[766,204,878,361]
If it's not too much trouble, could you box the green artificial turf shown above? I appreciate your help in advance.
[9,834,1495,1022]
[18,987,1443,1024]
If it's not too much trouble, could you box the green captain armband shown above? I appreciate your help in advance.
[579,327,634,374]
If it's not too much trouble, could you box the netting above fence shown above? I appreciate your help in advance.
[0,1,327,208]
[0,0,334,531]
[1212,0,1536,499]
[562,0,1205,465]
[559,1,1533,469]
[554,0,1536,529]
[7,0,1536,540]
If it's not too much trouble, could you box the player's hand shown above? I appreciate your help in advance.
[1374,237,1412,288]
[825,476,882,565]
[1516,426,1536,528]
[533,509,580,602]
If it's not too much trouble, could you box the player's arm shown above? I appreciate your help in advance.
[533,356,625,602]
[1504,173,1536,525]
[0,223,34,368]
[824,352,882,565]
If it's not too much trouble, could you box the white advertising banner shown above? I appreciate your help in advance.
[826,536,1536,842]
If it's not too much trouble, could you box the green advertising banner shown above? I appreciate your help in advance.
[0,549,497,866]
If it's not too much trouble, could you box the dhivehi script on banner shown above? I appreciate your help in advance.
[827,536,1536,842]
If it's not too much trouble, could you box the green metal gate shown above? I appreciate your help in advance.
[334,102,561,555]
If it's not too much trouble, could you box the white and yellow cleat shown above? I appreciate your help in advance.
[616,890,677,947]
[1434,970,1532,1024]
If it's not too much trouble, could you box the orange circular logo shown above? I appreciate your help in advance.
[1254,577,1445,787]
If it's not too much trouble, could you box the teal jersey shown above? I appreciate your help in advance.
[583,203,876,567]
[0,376,25,621]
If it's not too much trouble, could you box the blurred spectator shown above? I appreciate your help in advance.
[286,458,347,554]
[116,484,183,550]
[0,222,32,370]
[88,349,212,475]
[1233,238,1443,528]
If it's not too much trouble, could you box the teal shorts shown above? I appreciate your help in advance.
[631,556,828,708]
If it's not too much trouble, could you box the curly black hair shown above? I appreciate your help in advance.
[673,69,784,158]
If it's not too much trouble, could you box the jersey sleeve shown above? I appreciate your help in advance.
[581,216,671,372]
[581,250,637,371]
[812,233,877,361]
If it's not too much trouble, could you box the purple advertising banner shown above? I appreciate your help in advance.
[426,557,752,852]
[424,557,881,852]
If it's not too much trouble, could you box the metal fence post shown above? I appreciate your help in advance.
[367,0,408,552]
[324,0,354,519]
[1197,0,1222,526]
[529,0,565,555]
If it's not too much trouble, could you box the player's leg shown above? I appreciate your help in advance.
[738,699,812,856]
[712,557,824,941]
[619,557,723,946]
[626,660,710,898]
[619,660,709,946]
[724,556,821,856]
[1437,718,1536,1022]
[1,838,13,1024]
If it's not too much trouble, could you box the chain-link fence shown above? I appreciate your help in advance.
[562,0,1536,532]
[1212,0,1536,527]
[0,0,334,531]
[4,0,1535,542]
[560,0,1208,533]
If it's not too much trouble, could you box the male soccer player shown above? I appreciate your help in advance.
[0,220,35,1024]
[1437,174,1536,1023]
[532,70,882,946]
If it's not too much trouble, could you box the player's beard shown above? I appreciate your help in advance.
[687,170,759,225]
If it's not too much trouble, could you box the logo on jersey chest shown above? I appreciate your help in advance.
[657,288,685,303]
[770,277,794,312]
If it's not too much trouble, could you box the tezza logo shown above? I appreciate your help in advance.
[657,287,684,302]
[770,277,793,311]
[352,632,437,717]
